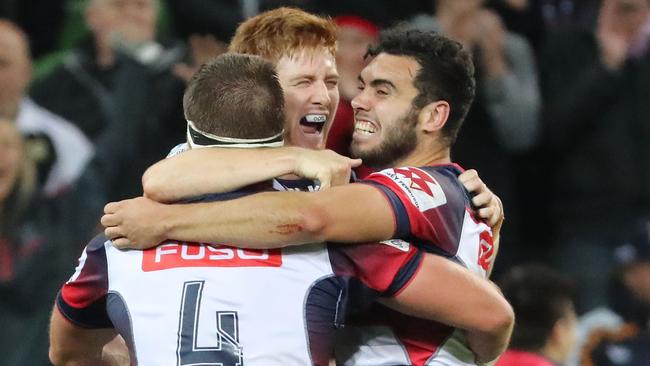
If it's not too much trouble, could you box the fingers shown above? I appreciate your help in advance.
[458,169,478,184]
[105,226,124,241]
[471,191,493,208]
[477,207,495,223]
[318,176,331,190]
[101,213,119,227]
[112,237,134,250]
[104,201,120,214]
[349,158,363,168]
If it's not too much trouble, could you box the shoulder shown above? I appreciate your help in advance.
[365,165,468,211]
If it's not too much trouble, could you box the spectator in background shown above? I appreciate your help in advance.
[539,0,650,311]
[0,19,93,197]
[409,0,541,272]
[497,264,578,366]
[485,0,600,53]
[164,0,234,82]
[326,15,378,178]
[569,219,650,366]
[0,119,77,366]
[29,0,187,202]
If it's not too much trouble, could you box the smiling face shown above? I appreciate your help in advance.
[275,48,340,149]
[0,120,23,205]
[350,53,422,169]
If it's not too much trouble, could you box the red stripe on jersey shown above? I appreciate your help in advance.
[142,242,282,271]
[330,242,418,293]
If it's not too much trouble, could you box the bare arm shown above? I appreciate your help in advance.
[381,254,514,363]
[103,183,396,249]
[49,306,129,366]
[143,147,361,202]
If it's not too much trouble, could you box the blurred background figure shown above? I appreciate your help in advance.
[409,0,542,273]
[0,119,75,366]
[568,219,650,366]
[496,264,578,366]
[539,0,650,312]
[29,0,187,202]
[164,0,234,82]
[0,19,93,198]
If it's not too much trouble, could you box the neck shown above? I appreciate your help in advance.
[391,141,451,170]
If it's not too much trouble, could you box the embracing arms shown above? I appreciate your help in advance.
[384,253,513,363]
[142,147,361,202]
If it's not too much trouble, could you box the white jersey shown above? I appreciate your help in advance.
[57,181,424,366]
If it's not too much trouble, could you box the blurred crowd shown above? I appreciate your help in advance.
[0,0,648,365]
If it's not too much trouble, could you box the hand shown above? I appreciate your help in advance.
[101,197,169,250]
[474,10,507,78]
[173,34,228,83]
[293,149,362,189]
[458,169,505,235]
[597,0,633,70]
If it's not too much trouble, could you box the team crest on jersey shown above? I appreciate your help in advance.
[380,167,447,211]
[380,239,411,252]
[142,242,282,271]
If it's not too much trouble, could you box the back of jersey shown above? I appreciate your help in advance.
[60,235,335,366]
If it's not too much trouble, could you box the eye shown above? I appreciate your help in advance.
[376,89,389,96]
[294,79,311,87]
[326,79,339,88]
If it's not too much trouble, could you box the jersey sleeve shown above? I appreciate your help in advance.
[330,240,423,297]
[358,166,467,255]
[56,234,112,328]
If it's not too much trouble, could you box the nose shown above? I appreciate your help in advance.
[310,80,331,107]
[351,89,369,112]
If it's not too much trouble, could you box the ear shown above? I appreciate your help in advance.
[418,101,450,133]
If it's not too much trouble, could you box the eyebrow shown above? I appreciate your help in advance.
[358,75,396,90]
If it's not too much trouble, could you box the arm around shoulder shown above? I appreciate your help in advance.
[382,253,514,363]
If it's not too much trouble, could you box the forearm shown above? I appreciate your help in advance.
[161,191,326,247]
[465,319,513,365]
[161,186,394,248]
[143,147,300,202]
[382,255,513,361]
[463,281,513,363]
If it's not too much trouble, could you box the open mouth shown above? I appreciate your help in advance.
[354,120,378,135]
[299,114,327,134]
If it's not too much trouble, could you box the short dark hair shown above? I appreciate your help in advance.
[366,28,475,145]
[497,264,576,352]
[183,53,285,139]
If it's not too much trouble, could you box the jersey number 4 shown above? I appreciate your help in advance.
[177,281,244,366]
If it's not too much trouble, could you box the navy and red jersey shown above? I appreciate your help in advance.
[56,178,423,366]
[335,164,494,366]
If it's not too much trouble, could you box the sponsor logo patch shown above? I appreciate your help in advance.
[142,242,282,271]
[380,239,411,252]
[380,167,447,211]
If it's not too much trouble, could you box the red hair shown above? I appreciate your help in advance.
[229,7,337,62]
